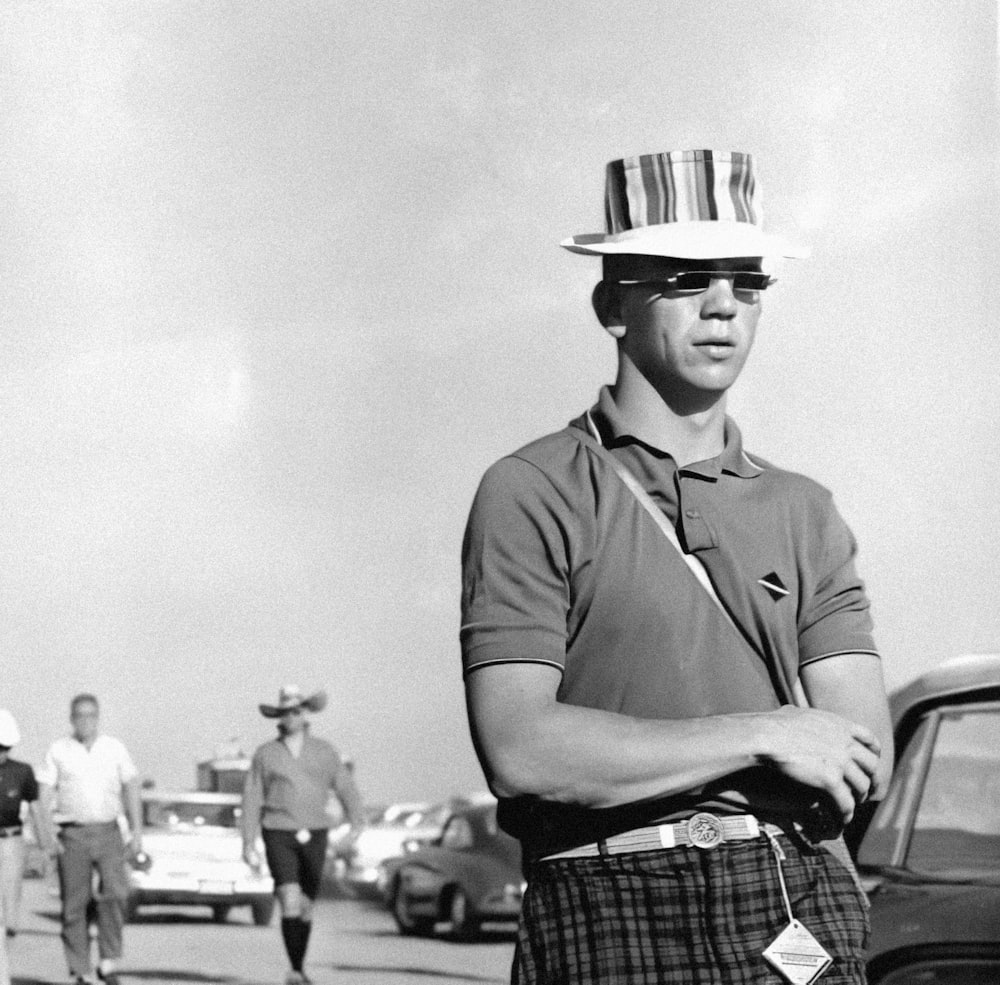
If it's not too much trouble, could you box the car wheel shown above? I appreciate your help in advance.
[391,880,433,937]
[446,886,478,941]
[251,898,275,927]
[211,904,230,923]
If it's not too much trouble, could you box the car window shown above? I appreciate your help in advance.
[858,702,1000,873]
[440,816,474,851]
[144,801,240,828]
[907,706,1000,873]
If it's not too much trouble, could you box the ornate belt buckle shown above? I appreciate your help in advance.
[686,812,725,849]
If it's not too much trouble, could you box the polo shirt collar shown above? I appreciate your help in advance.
[586,386,762,479]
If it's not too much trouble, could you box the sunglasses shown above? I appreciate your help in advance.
[613,271,775,293]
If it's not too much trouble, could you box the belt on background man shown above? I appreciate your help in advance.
[539,812,784,861]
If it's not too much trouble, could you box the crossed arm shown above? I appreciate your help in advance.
[465,651,893,826]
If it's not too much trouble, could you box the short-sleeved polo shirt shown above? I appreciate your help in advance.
[460,387,878,852]
[37,734,137,825]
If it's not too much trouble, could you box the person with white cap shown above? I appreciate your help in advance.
[460,150,893,983]
[241,685,364,985]
[0,709,51,985]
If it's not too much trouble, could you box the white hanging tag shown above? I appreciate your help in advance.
[762,919,833,984]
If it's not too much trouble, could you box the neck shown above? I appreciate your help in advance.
[611,360,728,465]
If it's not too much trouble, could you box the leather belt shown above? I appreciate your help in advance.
[0,825,23,838]
[539,812,784,861]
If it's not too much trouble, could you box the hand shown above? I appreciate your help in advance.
[242,845,262,870]
[758,705,882,825]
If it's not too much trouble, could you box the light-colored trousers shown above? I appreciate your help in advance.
[0,835,26,933]
[0,835,22,985]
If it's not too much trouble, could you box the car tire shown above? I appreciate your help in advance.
[211,904,230,923]
[446,886,478,942]
[391,880,433,937]
[251,898,275,927]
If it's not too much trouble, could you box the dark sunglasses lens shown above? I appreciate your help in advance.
[732,273,770,291]
[673,272,713,291]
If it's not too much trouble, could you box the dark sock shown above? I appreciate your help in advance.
[300,918,312,966]
[280,917,309,971]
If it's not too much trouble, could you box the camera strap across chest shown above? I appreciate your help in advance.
[574,413,809,710]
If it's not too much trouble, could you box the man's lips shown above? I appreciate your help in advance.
[694,340,736,353]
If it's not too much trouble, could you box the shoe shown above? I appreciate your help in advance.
[284,972,305,985]
[96,965,121,985]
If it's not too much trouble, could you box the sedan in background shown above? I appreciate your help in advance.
[858,653,1000,984]
[127,790,275,926]
[340,801,452,896]
[388,801,523,940]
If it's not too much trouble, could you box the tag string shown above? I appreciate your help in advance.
[765,830,795,925]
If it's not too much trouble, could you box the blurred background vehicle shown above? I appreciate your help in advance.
[126,790,275,926]
[387,799,522,940]
[857,653,1000,984]
[337,801,453,897]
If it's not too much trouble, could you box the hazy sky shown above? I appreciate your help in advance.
[1,1,997,807]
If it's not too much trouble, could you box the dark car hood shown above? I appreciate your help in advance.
[867,878,1000,959]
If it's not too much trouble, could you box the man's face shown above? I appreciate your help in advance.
[277,707,307,737]
[70,700,100,743]
[613,257,764,404]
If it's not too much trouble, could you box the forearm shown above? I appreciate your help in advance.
[800,652,894,798]
[240,772,263,846]
[467,668,768,808]
[28,801,55,850]
[123,780,143,843]
[337,775,365,829]
[467,661,882,824]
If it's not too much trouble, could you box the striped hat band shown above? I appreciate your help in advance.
[561,149,807,260]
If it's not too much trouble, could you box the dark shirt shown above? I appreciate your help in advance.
[461,387,878,857]
[0,758,39,828]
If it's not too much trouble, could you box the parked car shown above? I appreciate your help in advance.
[126,790,275,926]
[388,800,523,940]
[857,653,1000,983]
[341,801,452,895]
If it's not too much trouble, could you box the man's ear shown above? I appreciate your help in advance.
[591,281,627,339]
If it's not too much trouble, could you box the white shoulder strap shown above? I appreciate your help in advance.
[579,413,808,708]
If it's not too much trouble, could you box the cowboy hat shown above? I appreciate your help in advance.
[561,149,808,261]
[259,685,328,718]
[0,709,22,747]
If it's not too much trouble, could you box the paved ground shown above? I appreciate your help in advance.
[7,877,514,985]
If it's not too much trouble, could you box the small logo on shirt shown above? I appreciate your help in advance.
[758,572,789,601]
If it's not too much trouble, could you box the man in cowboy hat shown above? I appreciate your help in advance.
[460,149,893,983]
[0,710,52,985]
[242,685,364,985]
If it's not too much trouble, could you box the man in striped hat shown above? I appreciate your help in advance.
[460,150,892,983]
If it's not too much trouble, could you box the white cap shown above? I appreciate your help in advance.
[0,709,21,747]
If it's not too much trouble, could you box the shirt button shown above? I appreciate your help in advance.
[684,509,700,519]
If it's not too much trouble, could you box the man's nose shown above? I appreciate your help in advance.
[699,276,738,318]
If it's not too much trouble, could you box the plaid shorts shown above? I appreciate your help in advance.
[513,832,870,985]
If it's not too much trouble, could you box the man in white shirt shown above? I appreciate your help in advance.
[37,694,142,985]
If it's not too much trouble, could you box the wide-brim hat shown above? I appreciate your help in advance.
[561,149,808,261]
[0,709,22,747]
[259,685,328,718]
